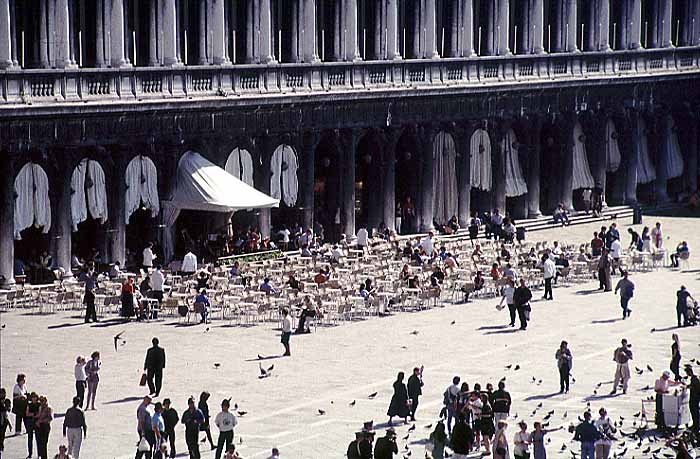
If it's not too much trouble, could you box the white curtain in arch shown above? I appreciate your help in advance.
[225,148,255,187]
[572,122,595,190]
[605,119,622,172]
[502,129,528,197]
[125,155,160,221]
[663,115,684,179]
[270,144,299,207]
[470,129,492,191]
[431,132,458,224]
[70,159,108,231]
[14,163,51,240]
[636,117,656,184]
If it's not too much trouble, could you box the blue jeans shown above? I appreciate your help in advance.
[621,297,631,317]
[446,406,456,433]
[581,441,595,459]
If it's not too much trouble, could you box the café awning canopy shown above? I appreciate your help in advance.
[168,150,279,212]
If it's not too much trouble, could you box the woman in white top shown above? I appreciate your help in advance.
[493,420,510,459]
[498,278,517,327]
[12,373,28,434]
[594,408,615,459]
[74,356,87,408]
[513,421,530,459]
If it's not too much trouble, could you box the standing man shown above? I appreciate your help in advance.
[676,286,696,328]
[514,279,533,330]
[444,376,461,434]
[611,339,633,395]
[63,396,87,459]
[79,267,98,323]
[614,272,635,319]
[684,366,700,433]
[214,399,237,459]
[150,266,165,305]
[144,338,166,397]
[143,242,156,270]
[407,367,423,422]
[373,428,398,459]
[651,222,663,249]
[610,237,622,275]
[161,399,179,458]
[573,411,600,459]
[135,395,154,459]
[491,381,511,423]
[542,254,555,301]
[598,249,612,292]
[555,341,573,394]
[181,397,205,459]
[281,309,292,357]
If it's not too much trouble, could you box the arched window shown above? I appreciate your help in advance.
[432,131,458,224]
[270,144,299,206]
[71,159,108,231]
[225,148,255,186]
[125,155,160,221]
[14,163,51,240]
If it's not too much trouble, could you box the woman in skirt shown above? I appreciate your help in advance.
[387,372,410,426]
[478,393,495,455]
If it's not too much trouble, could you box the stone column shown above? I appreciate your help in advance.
[341,129,358,237]
[303,0,319,62]
[302,132,321,231]
[424,0,438,58]
[374,0,382,58]
[260,0,275,62]
[0,155,14,287]
[623,113,639,204]
[345,0,361,60]
[457,125,473,226]
[683,113,698,196]
[333,0,341,60]
[589,115,608,205]
[39,0,49,67]
[531,0,545,53]
[48,0,56,66]
[55,0,75,68]
[498,0,510,55]
[560,114,576,212]
[565,0,578,52]
[413,0,421,58]
[448,0,458,57]
[387,0,400,58]
[658,0,673,47]
[148,0,158,65]
[382,128,401,232]
[246,0,255,62]
[95,0,105,66]
[111,0,129,67]
[491,122,507,213]
[163,0,180,65]
[212,0,229,63]
[587,0,611,51]
[629,0,642,48]
[53,154,73,276]
[198,0,207,63]
[653,115,670,202]
[486,0,496,55]
[290,0,299,62]
[108,148,127,266]
[527,117,542,217]
[0,0,12,68]
[256,138,273,238]
[460,0,475,56]
[419,126,435,231]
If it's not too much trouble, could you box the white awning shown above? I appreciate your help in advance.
[664,115,684,179]
[125,155,160,221]
[636,117,656,184]
[470,128,492,191]
[168,151,279,212]
[502,129,528,197]
[14,162,51,240]
[572,122,595,190]
[605,119,622,173]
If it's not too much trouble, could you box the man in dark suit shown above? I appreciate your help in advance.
[407,367,423,421]
[144,337,166,397]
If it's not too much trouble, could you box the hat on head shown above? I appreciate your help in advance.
[662,370,671,378]
[385,427,396,437]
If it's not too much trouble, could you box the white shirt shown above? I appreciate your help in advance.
[12,383,27,399]
[300,231,313,247]
[214,411,238,432]
[356,228,369,246]
[278,229,291,243]
[610,239,622,258]
[502,286,515,304]
[331,248,344,261]
[420,236,435,256]
[594,417,613,445]
[543,259,556,279]
[182,252,198,273]
[75,363,87,382]
[513,431,530,454]
[143,248,155,267]
[150,269,165,291]
[282,316,292,333]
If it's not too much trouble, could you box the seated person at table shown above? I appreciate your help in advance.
[553,204,569,226]
[503,263,517,281]
[140,275,152,297]
[438,246,448,262]
[286,274,301,291]
[194,289,210,324]
[181,251,198,275]
[448,215,460,234]
[109,262,122,279]
[400,264,411,284]
[490,263,501,281]
[411,249,424,266]
[654,370,683,428]
[407,275,421,290]
[577,247,590,262]
[430,266,445,286]
[331,245,344,264]
[462,271,485,301]
[259,277,277,295]
[500,244,511,261]
[196,271,210,290]
[296,296,319,334]
[472,244,483,262]
[314,269,328,285]
[71,254,83,270]
[670,241,690,268]
[120,278,136,318]
[300,244,312,257]
[551,241,563,258]
[554,257,570,283]
[402,242,414,258]
[444,253,459,273]
[13,258,25,277]
[502,219,516,243]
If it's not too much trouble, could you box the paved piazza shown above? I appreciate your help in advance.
[2,216,700,459]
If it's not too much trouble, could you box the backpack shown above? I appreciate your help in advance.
[347,440,361,459]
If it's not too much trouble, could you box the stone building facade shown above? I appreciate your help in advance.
[0,0,699,286]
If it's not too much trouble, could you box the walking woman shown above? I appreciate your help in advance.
[428,421,448,459]
[671,334,682,382]
[197,392,216,450]
[387,372,410,426]
[74,356,87,408]
[555,341,573,394]
[12,373,28,434]
[35,395,53,459]
[85,351,101,410]
[493,420,510,459]
[513,421,530,459]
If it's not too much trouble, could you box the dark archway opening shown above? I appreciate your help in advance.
[355,133,383,232]
[314,134,342,243]
[14,228,51,284]
[396,131,420,234]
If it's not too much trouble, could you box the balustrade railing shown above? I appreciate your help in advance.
[1,47,698,106]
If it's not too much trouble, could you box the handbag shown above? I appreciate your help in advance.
[137,436,150,452]
[139,372,147,387]
[495,446,506,456]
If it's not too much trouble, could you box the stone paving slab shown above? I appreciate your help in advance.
[2,215,700,458]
